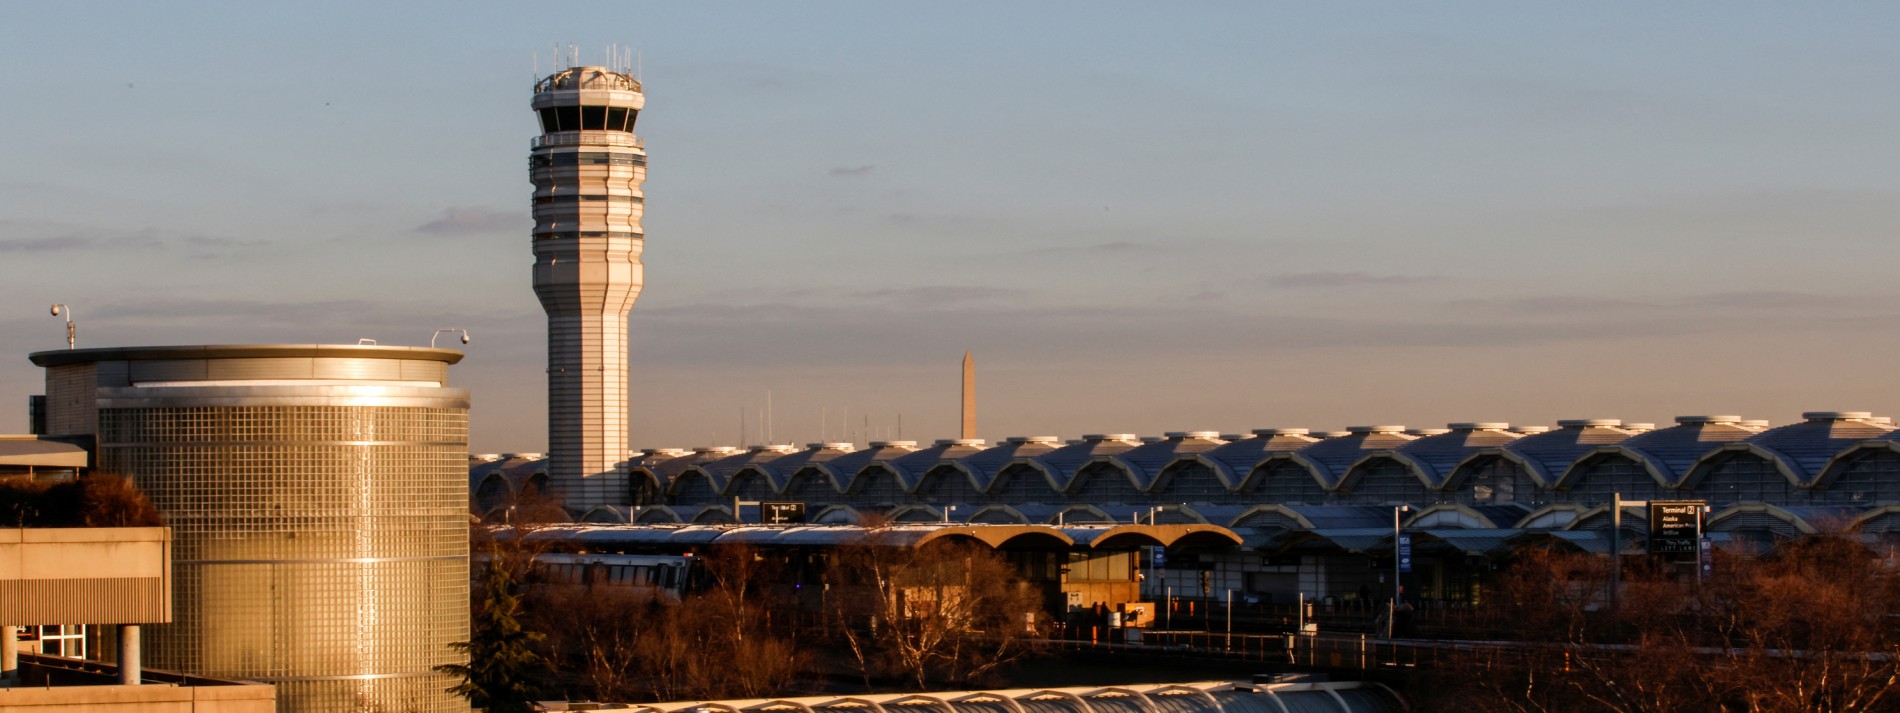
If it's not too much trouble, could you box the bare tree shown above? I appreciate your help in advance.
[1420,536,1900,713]
[826,533,1044,690]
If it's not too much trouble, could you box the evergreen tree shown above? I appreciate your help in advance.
[439,556,549,713]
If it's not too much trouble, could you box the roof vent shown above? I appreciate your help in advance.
[750,444,795,453]
[1005,436,1060,444]
[695,446,739,455]
[1347,425,1407,434]
[1740,419,1771,430]
[1872,417,1894,426]
[650,448,689,457]
[950,438,985,447]
[472,453,502,462]
[869,440,918,448]
[1622,423,1656,432]
[1557,419,1622,428]
[932,439,954,446]
[1674,415,1742,425]
[1312,431,1352,438]
[822,442,855,450]
[1220,433,1246,441]
[1447,422,1510,431]
[1081,434,1107,442]
[1513,426,1551,434]
[504,452,544,460]
[1185,430,1222,439]
[1407,428,1451,436]
[1803,411,1874,422]
[1252,428,1310,436]
[1104,433,1138,441]
[1140,437,1163,444]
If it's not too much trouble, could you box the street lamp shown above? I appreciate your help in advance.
[430,328,469,348]
[49,304,73,350]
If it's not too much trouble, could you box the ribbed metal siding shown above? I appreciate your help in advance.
[0,577,169,626]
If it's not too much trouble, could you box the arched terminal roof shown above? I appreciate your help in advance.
[1686,412,1893,489]
[1555,416,1757,489]
[1027,434,1143,489]
[744,443,856,491]
[871,440,989,491]
[1195,429,1320,488]
[1492,419,1636,487]
[1105,432,1228,490]
[1292,426,1416,487]
[1388,423,1521,487]
[952,437,1061,490]
[816,441,916,490]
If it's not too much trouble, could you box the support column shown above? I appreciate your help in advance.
[1,625,18,685]
[116,624,139,685]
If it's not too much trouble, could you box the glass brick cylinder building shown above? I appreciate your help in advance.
[30,344,470,713]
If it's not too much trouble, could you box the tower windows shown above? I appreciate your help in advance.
[537,105,640,133]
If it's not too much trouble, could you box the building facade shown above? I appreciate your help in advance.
[33,345,470,713]
[530,63,648,511]
[476,413,1900,608]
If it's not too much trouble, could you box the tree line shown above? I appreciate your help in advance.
[1416,535,1900,713]
[442,501,1046,710]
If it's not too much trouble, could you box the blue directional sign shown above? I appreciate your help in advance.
[1150,545,1167,570]
[1397,534,1413,573]
[1699,537,1714,578]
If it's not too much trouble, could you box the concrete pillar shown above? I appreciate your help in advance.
[116,624,139,685]
[1,625,18,685]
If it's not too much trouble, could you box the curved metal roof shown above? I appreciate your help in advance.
[1559,416,1758,488]
[28,343,464,367]
[1496,420,1636,486]
[952,438,1061,490]
[1291,428,1416,486]
[1027,435,1143,486]
[617,680,1403,713]
[1107,433,1228,490]
[1388,424,1521,486]
[1699,412,1896,485]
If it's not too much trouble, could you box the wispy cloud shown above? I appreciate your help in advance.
[848,285,1028,308]
[828,165,877,177]
[1269,271,1439,288]
[415,207,525,235]
[0,223,258,255]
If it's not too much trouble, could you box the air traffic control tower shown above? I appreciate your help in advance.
[530,63,646,510]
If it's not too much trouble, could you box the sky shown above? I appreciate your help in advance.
[4,2,1900,453]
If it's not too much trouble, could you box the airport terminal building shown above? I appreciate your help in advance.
[475,413,1900,608]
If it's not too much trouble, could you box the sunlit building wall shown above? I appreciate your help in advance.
[31,344,471,713]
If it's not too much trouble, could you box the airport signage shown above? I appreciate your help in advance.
[1150,545,1167,570]
[1648,501,1706,555]
[1397,534,1413,573]
[760,501,806,525]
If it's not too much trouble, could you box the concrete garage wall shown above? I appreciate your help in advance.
[0,528,171,626]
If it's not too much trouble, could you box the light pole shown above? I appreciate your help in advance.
[49,304,73,350]
[1390,504,1410,639]
[430,328,469,348]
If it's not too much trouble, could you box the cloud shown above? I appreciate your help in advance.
[0,225,162,253]
[828,165,877,177]
[1462,295,1655,314]
[847,285,1028,308]
[415,207,525,235]
[1682,291,1852,310]
[1269,271,1439,288]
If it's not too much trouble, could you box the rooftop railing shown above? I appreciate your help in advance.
[531,133,644,149]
